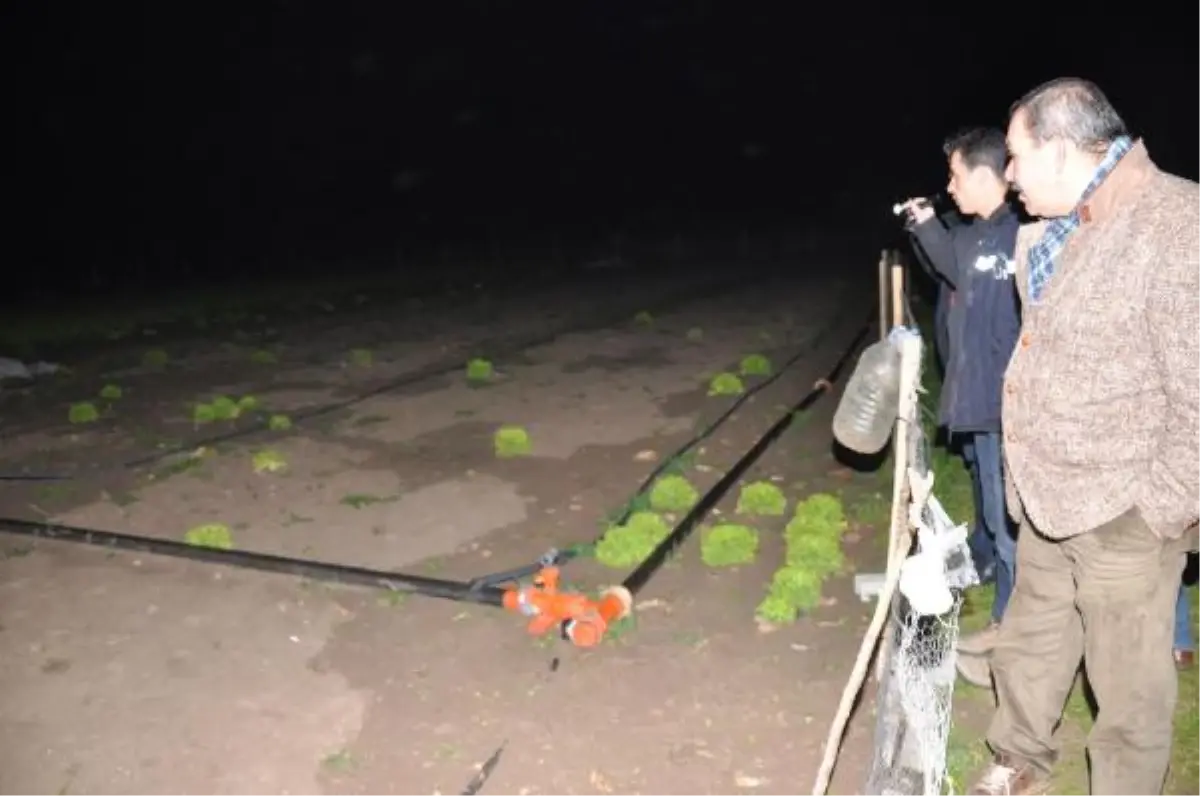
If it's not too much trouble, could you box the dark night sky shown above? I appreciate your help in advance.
[5,2,1197,294]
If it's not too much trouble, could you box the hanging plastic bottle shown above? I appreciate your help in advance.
[831,336,903,455]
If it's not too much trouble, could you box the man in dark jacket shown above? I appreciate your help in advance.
[897,127,1021,665]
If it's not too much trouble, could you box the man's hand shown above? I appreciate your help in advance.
[899,198,937,225]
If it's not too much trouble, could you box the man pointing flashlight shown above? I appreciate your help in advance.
[896,127,1022,674]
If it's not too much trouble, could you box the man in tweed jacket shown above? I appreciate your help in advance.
[968,78,1199,796]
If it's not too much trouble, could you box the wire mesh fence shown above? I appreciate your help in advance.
[861,317,979,794]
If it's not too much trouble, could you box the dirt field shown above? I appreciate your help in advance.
[0,264,898,795]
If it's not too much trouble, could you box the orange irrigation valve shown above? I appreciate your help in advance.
[501,565,633,648]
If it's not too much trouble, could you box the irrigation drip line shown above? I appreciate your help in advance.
[0,474,68,482]
[576,294,862,545]
[622,315,871,595]
[0,518,508,606]
[1,271,745,481]
[458,308,874,796]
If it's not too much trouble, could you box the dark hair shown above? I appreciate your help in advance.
[1009,77,1128,153]
[942,127,1008,179]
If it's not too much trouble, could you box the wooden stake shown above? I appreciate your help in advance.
[890,257,905,328]
[878,250,890,340]
[874,331,922,683]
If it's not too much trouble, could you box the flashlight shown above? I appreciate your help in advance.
[893,197,934,216]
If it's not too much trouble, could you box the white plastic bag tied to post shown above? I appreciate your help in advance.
[908,466,978,592]
[899,531,957,617]
[928,497,978,592]
[898,467,972,617]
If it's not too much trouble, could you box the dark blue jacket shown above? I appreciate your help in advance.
[909,208,966,372]
[909,204,1021,434]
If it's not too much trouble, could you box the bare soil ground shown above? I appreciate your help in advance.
[0,266,898,795]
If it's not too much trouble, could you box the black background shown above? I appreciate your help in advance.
[6,1,1197,299]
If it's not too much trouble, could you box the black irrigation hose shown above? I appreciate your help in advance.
[0,474,67,482]
[573,294,864,549]
[622,314,872,595]
[0,518,509,606]
[1,271,746,481]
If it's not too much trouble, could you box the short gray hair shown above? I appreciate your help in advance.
[1010,77,1128,154]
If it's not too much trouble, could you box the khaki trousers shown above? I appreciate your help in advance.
[986,507,1188,795]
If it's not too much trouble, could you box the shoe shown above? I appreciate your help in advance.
[955,652,993,688]
[968,756,1051,795]
[1175,649,1195,671]
[958,622,1001,656]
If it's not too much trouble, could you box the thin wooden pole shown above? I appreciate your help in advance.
[890,257,905,328]
[811,522,910,795]
[873,332,922,683]
[878,250,890,340]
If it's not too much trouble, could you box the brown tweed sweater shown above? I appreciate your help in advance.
[1003,140,1199,540]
